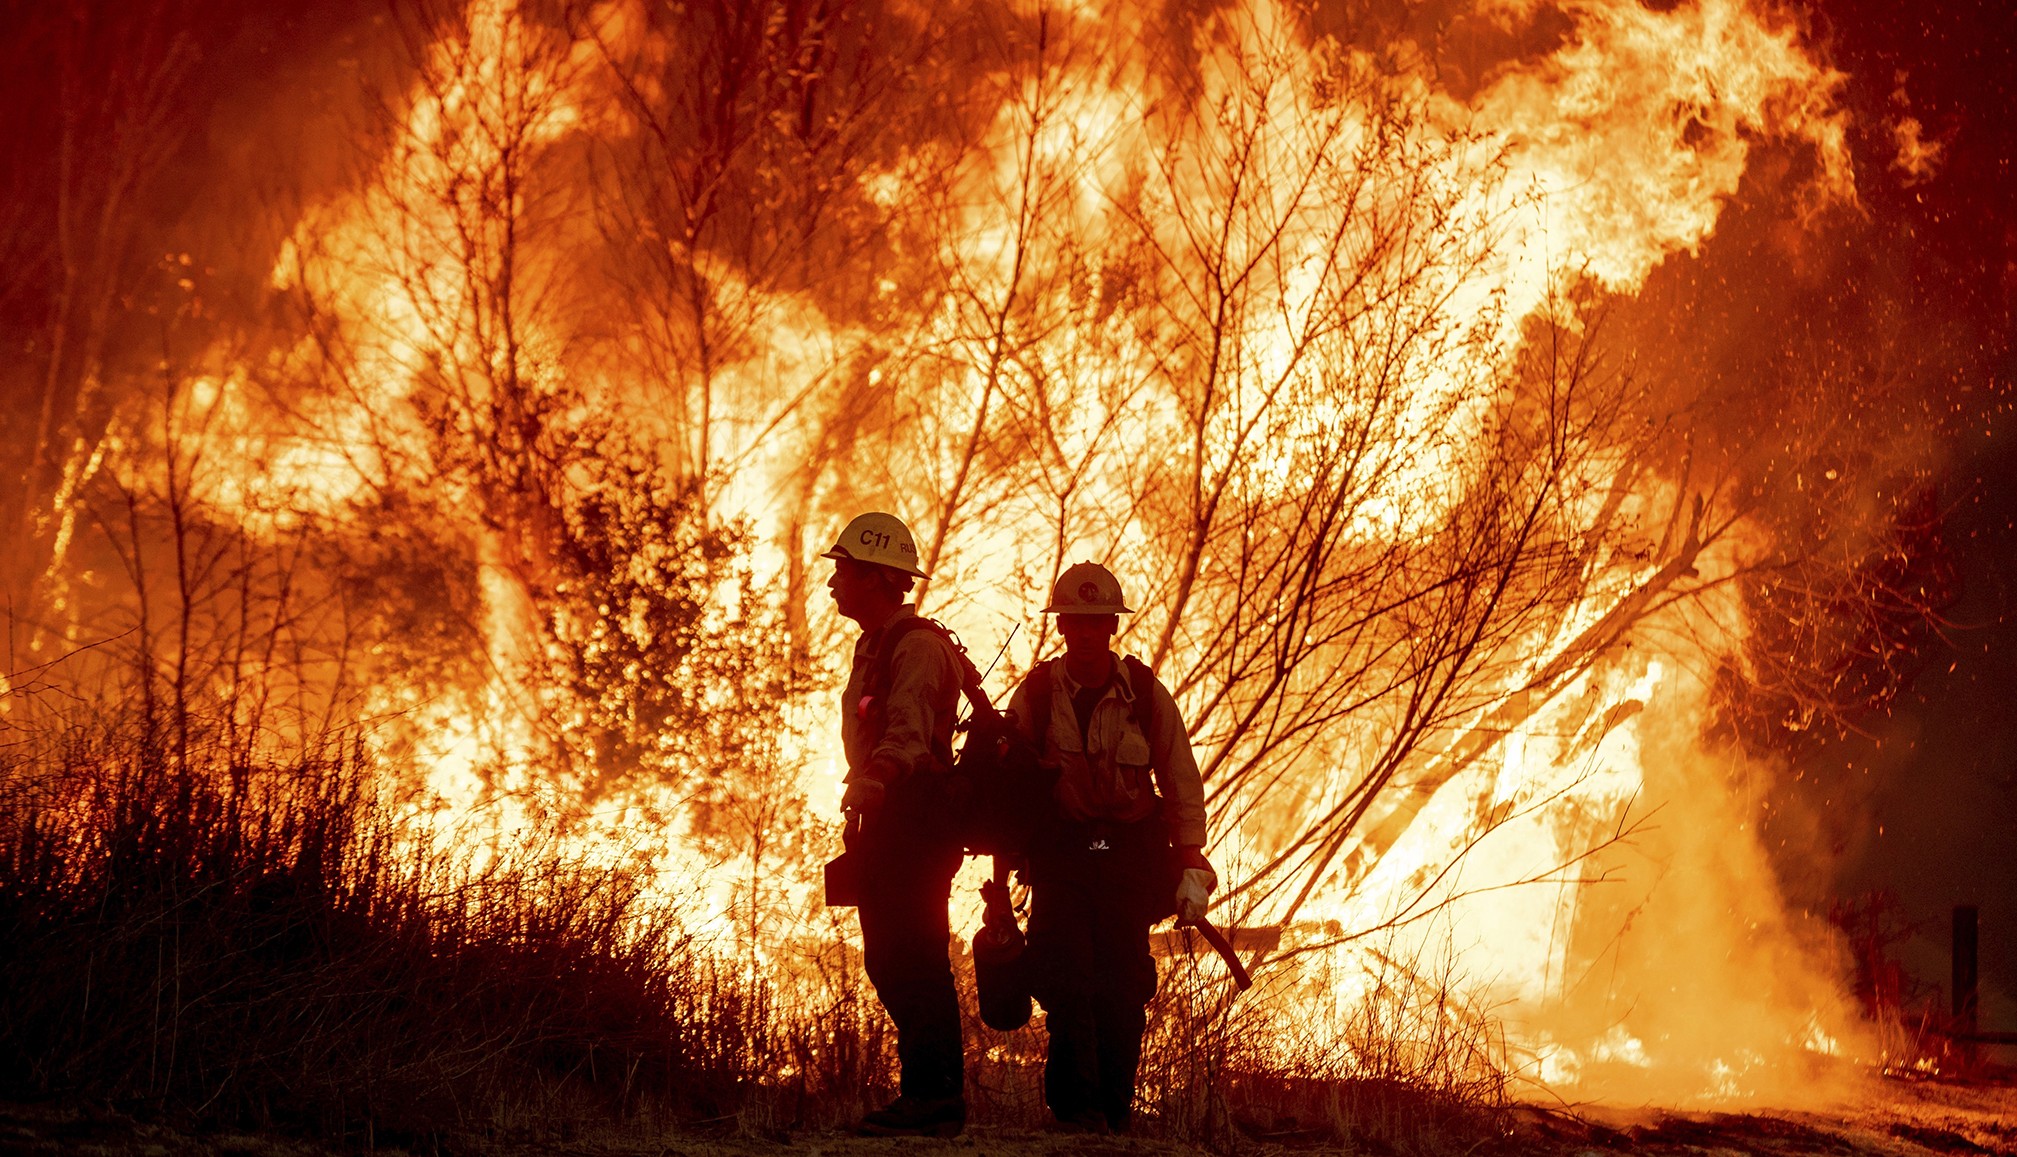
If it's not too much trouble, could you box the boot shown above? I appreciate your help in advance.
[857,1094,967,1137]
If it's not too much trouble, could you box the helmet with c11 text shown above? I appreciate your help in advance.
[821,511,929,578]
[1043,561,1133,615]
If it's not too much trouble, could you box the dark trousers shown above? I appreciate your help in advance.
[856,778,966,1101]
[1027,819,1166,1130]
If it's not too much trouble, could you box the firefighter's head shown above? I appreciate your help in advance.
[1045,561,1131,658]
[823,512,926,623]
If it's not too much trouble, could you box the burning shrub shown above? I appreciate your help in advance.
[540,465,801,808]
[1826,892,1960,1077]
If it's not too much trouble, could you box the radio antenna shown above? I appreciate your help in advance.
[980,623,1018,684]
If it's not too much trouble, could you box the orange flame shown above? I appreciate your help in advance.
[167,0,1878,1107]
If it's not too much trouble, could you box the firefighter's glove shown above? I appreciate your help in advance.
[1174,868,1215,928]
[841,777,887,822]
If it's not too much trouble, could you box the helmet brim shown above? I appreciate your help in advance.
[822,546,929,579]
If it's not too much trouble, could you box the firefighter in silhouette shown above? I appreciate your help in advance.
[1006,562,1216,1134]
[824,511,968,1137]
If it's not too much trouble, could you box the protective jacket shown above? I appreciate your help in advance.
[836,602,967,1106]
[841,604,960,786]
[1006,652,1207,849]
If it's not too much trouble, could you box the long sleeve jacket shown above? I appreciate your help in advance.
[1007,652,1209,849]
[839,605,960,786]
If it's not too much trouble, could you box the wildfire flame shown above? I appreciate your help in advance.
[141,0,1886,1106]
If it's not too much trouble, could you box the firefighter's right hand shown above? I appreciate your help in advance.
[1174,868,1214,927]
[841,777,886,822]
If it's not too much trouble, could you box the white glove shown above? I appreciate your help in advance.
[1174,867,1214,927]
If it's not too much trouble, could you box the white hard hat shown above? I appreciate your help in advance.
[822,511,929,578]
[1043,561,1133,614]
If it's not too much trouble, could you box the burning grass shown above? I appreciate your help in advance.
[0,704,1509,1151]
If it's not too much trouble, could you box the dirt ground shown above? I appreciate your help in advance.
[2,1078,2011,1157]
[1506,1077,2017,1155]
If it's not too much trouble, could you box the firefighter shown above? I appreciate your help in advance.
[1006,562,1216,1134]
[823,511,969,1137]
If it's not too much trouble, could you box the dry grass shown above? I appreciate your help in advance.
[0,713,746,1138]
[0,707,1509,1154]
[1137,933,1507,1153]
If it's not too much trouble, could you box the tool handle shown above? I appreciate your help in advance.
[1195,918,1253,991]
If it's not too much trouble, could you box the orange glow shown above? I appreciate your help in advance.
[152,0,1884,1108]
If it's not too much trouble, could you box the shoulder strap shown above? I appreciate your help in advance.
[1123,655,1156,738]
[869,616,996,734]
[1024,658,1058,752]
[1023,657,1146,753]
[867,617,937,703]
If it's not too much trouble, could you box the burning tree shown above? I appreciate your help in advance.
[0,0,1967,1116]
[256,0,807,812]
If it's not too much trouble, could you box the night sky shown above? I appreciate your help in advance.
[1803,0,2017,1030]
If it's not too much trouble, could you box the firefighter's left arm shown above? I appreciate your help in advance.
[866,631,960,784]
[1146,676,1210,856]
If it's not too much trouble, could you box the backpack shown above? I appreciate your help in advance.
[862,617,1052,856]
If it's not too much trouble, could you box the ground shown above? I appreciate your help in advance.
[1509,1078,2016,1155]
[1,1079,2010,1157]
